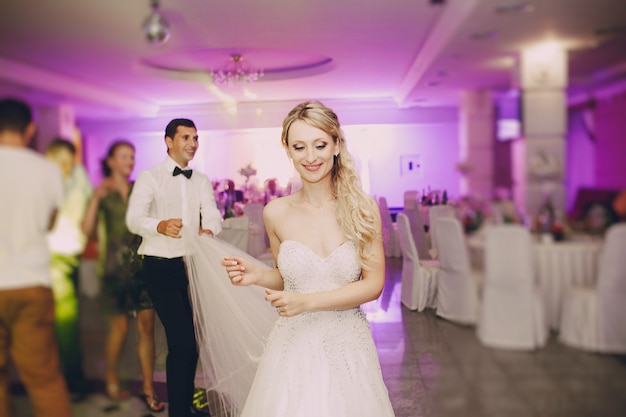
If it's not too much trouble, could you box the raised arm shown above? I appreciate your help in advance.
[222,199,284,290]
[81,182,110,238]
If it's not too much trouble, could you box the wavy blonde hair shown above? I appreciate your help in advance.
[281,101,380,269]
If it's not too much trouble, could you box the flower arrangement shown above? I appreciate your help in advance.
[238,163,257,184]
[457,196,487,234]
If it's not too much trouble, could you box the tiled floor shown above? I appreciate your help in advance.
[10,257,626,417]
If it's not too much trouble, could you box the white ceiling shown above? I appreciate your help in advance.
[0,0,625,121]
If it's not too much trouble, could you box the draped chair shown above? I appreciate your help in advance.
[477,224,548,350]
[403,190,420,208]
[559,223,626,353]
[217,215,250,253]
[403,208,431,261]
[244,202,267,257]
[428,205,456,259]
[432,217,481,325]
[378,196,401,258]
[396,213,438,311]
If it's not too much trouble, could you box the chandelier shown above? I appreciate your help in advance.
[209,53,263,85]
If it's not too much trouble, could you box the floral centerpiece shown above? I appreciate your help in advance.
[238,163,257,187]
[457,196,487,234]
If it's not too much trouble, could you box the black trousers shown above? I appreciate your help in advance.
[143,256,198,417]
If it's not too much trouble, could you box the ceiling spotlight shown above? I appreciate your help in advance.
[143,0,170,45]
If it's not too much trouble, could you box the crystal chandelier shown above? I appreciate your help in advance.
[209,53,263,85]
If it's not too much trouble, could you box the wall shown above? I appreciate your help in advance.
[79,101,460,208]
[82,122,460,209]
[594,91,626,190]
[565,88,626,211]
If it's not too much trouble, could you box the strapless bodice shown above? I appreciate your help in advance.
[277,240,361,294]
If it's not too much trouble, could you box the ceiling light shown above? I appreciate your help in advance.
[209,53,263,85]
[143,0,170,45]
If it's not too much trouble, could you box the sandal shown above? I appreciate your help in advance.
[106,383,131,401]
[139,393,165,413]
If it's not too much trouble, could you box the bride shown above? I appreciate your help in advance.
[186,101,395,417]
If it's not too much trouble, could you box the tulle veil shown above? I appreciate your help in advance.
[183,233,277,417]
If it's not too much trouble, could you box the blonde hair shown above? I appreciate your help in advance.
[281,101,380,269]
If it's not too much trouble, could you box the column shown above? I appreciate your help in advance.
[458,89,495,199]
[512,42,567,217]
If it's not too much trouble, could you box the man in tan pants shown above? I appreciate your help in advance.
[0,98,72,417]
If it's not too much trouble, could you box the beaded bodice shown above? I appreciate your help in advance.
[277,240,361,294]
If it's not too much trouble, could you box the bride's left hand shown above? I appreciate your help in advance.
[265,289,308,317]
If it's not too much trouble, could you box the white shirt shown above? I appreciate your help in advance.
[47,163,92,255]
[126,156,222,259]
[0,146,64,289]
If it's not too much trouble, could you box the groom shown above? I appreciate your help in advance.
[126,118,222,417]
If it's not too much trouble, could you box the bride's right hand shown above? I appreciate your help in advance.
[221,256,260,286]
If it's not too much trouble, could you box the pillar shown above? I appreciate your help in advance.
[458,89,495,199]
[512,42,567,217]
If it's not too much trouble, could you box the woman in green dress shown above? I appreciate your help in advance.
[82,141,164,412]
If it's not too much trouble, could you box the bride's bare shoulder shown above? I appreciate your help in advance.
[263,194,296,220]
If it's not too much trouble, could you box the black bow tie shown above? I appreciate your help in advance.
[173,166,193,179]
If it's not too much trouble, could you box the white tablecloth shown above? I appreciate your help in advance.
[467,235,603,330]
[535,238,602,329]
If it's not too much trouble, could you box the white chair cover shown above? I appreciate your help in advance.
[428,205,455,258]
[396,213,438,311]
[559,224,626,353]
[403,208,431,261]
[477,225,548,349]
[378,196,401,258]
[403,190,420,209]
[217,215,249,253]
[432,217,481,325]
[244,203,267,257]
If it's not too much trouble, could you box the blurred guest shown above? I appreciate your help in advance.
[263,178,283,204]
[222,179,244,217]
[0,98,72,416]
[81,141,163,411]
[584,203,616,235]
[45,138,92,399]
[491,187,521,224]
[613,190,626,222]
[286,173,302,195]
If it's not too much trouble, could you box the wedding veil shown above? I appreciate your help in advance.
[183,233,277,417]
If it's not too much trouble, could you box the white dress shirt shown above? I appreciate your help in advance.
[126,156,222,259]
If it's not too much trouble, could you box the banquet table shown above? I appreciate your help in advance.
[467,233,603,330]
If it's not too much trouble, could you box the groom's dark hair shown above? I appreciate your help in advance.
[165,118,196,140]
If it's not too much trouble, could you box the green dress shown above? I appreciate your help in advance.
[98,184,153,314]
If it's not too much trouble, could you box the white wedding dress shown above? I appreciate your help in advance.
[241,239,395,417]
[184,235,395,417]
